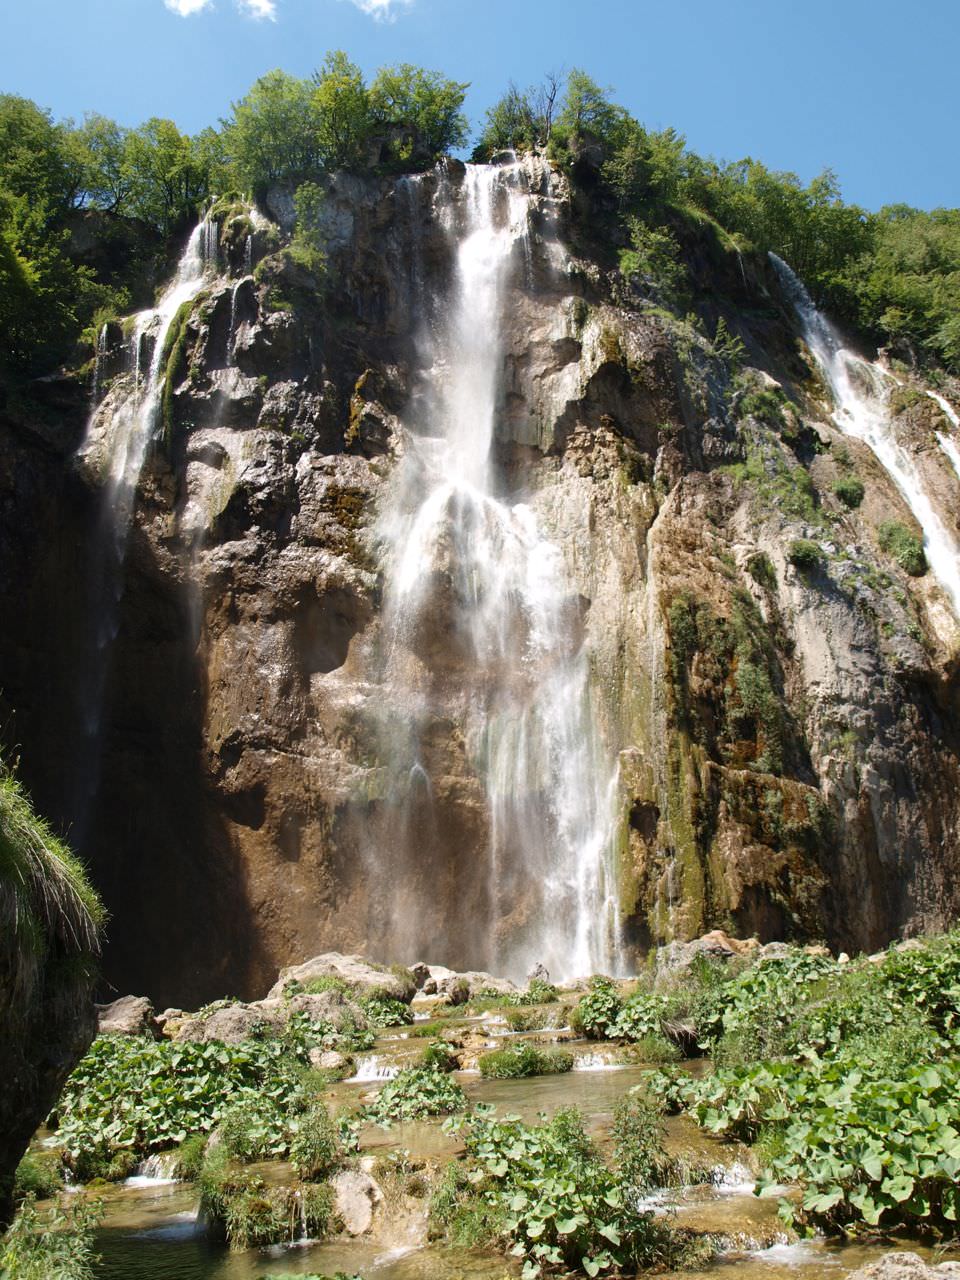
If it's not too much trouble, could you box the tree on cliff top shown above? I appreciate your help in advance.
[0,764,104,1228]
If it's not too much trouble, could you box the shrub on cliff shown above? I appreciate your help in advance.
[0,765,104,1227]
[878,521,927,576]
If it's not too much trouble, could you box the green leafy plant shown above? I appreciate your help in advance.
[878,521,927,576]
[360,995,413,1029]
[439,1106,696,1277]
[0,1195,103,1280]
[289,1100,341,1180]
[787,538,824,572]
[54,1035,308,1174]
[833,475,865,508]
[13,1154,62,1202]
[571,977,623,1039]
[477,1044,573,1079]
[508,980,560,1006]
[365,1065,467,1126]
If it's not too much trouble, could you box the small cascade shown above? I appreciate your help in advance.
[772,253,960,617]
[929,390,960,482]
[347,1055,400,1083]
[125,1152,179,1187]
[243,234,253,275]
[366,161,623,982]
[91,322,109,403]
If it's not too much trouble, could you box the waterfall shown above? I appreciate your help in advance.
[771,254,960,617]
[369,163,621,981]
[69,220,213,839]
[928,390,960,483]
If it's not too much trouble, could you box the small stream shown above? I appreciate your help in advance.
[83,1058,928,1279]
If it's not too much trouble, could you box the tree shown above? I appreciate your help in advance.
[65,113,133,213]
[312,50,372,171]
[125,118,212,231]
[551,69,627,157]
[222,69,322,190]
[369,63,469,169]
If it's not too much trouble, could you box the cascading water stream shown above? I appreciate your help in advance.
[69,221,214,838]
[772,253,960,617]
[372,164,621,981]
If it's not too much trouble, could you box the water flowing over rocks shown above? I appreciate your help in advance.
[3,154,960,1006]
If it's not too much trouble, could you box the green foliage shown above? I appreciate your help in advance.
[787,538,825,572]
[419,1040,457,1072]
[360,995,413,1029]
[200,1146,334,1250]
[173,1134,207,1181]
[54,1035,308,1172]
[222,70,323,190]
[618,216,685,301]
[571,977,623,1040]
[365,1065,467,1126]
[0,764,104,1015]
[289,1099,341,1180]
[738,387,787,429]
[440,1106,693,1277]
[13,1154,62,1202]
[833,475,865,508]
[217,1096,286,1164]
[0,1195,103,1280]
[747,551,777,589]
[311,50,372,171]
[472,74,560,159]
[369,63,469,170]
[878,521,927,576]
[611,1095,674,1194]
[611,991,669,1042]
[508,979,560,1006]
[713,316,746,369]
[654,933,960,1234]
[477,1044,573,1079]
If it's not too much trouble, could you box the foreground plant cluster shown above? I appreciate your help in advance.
[7,931,960,1278]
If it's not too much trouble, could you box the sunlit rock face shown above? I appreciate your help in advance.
[3,155,960,1007]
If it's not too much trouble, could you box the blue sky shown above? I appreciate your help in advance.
[3,0,957,211]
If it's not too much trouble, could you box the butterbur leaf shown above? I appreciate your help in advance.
[598,1223,621,1245]
[882,1175,915,1203]
[583,1259,601,1278]
[556,1217,581,1235]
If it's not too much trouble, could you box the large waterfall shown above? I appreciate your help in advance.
[366,163,621,981]
[70,221,213,837]
[772,254,960,618]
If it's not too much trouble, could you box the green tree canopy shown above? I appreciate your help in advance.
[222,69,323,190]
[312,50,372,171]
[369,63,469,169]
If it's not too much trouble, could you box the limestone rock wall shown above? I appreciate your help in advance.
[3,158,960,1005]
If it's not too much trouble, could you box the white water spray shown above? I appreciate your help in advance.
[374,164,621,980]
[70,221,214,837]
[772,253,960,617]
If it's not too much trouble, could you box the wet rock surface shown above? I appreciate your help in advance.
[2,158,960,1005]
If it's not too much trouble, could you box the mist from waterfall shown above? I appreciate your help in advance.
[772,253,960,618]
[371,163,621,981]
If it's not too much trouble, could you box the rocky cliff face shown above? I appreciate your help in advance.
[3,155,960,1007]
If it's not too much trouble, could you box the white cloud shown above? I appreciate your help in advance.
[238,0,277,15]
[346,0,413,20]
[164,0,212,14]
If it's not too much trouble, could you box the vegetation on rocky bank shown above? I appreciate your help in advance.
[7,930,960,1276]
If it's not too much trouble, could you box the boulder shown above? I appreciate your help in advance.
[847,1252,960,1280]
[331,1169,383,1236]
[415,964,516,1002]
[174,1001,281,1045]
[96,995,158,1038]
[266,954,415,1003]
[309,1049,351,1074]
[655,930,759,984]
